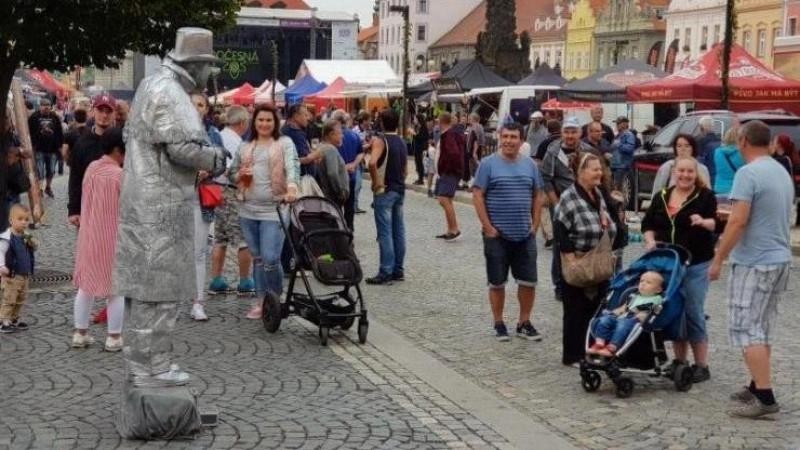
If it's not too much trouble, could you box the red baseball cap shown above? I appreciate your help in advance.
[92,94,117,110]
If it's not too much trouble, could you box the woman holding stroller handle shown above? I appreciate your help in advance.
[642,156,719,383]
[555,152,617,366]
[229,104,300,319]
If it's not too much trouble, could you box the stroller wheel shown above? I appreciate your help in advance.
[357,320,368,344]
[340,317,355,330]
[615,377,634,398]
[673,364,694,392]
[262,292,282,333]
[319,326,330,346]
[581,371,602,392]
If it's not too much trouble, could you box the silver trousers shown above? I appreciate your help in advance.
[123,299,180,385]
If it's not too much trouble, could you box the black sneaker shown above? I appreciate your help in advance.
[494,322,510,342]
[45,187,54,198]
[516,321,542,341]
[355,208,367,214]
[664,359,686,379]
[366,274,393,285]
[392,271,405,281]
[544,239,553,249]
[10,320,28,331]
[435,233,448,239]
[0,323,15,334]
[691,364,710,383]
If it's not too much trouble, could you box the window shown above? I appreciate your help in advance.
[757,29,766,57]
[684,28,691,50]
[701,26,708,48]
[390,27,394,45]
[416,24,427,42]
[631,46,638,59]
[598,50,605,68]
[417,0,428,13]
[743,30,752,51]
[674,28,680,42]
[790,18,798,36]
[556,50,562,67]
[714,24,721,43]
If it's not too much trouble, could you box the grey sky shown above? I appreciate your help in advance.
[305,0,376,26]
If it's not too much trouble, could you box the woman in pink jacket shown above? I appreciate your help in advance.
[71,128,126,351]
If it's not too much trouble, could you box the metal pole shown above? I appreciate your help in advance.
[401,6,409,134]
[310,8,318,59]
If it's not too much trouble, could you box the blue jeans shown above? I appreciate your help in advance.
[373,190,405,276]
[679,260,711,343]
[592,311,639,348]
[239,216,285,298]
[354,165,363,210]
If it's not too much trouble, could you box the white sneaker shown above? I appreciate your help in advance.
[104,336,123,352]
[191,303,209,321]
[71,332,95,348]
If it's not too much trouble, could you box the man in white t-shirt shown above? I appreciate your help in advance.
[207,105,254,297]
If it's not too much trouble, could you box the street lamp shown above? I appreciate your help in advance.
[389,4,410,132]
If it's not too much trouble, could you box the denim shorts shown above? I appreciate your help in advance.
[483,234,537,288]
[35,152,56,180]
[434,175,459,198]
[679,260,711,343]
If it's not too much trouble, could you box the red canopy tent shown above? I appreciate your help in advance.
[229,82,256,105]
[627,43,800,114]
[305,77,348,111]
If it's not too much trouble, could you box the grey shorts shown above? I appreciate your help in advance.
[213,187,247,248]
[727,263,790,347]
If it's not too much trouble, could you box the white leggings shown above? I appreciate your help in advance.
[194,205,212,304]
[74,289,124,334]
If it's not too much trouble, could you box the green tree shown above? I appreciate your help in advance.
[476,0,530,82]
[0,0,239,124]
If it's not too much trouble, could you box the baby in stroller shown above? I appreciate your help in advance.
[588,271,665,357]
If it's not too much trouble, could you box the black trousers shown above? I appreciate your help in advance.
[562,281,607,365]
[344,177,356,231]
[413,144,425,182]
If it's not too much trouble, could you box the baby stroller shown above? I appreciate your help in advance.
[263,196,368,346]
[579,244,693,398]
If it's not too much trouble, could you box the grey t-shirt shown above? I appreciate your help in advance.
[729,156,794,265]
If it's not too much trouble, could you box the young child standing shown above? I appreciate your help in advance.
[589,271,665,356]
[0,204,36,333]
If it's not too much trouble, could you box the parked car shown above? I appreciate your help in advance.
[627,110,800,211]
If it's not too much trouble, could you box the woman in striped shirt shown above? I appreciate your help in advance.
[71,128,126,352]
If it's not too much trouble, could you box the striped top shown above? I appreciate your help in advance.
[73,155,122,297]
[473,153,543,242]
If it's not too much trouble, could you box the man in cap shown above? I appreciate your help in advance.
[610,116,637,192]
[67,94,116,227]
[27,98,63,198]
[541,117,595,300]
[114,27,225,401]
[526,111,548,153]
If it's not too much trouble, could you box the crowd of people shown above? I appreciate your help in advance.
[0,90,796,420]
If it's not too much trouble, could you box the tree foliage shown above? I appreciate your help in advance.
[0,0,239,122]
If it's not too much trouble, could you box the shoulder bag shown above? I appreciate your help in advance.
[561,204,617,288]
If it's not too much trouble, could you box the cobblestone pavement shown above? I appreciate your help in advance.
[353,183,800,449]
[0,177,513,450]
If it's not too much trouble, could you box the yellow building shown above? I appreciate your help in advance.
[736,0,783,67]
[564,0,601,80]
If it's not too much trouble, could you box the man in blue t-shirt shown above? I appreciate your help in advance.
[710,120,793,419]
[472,123,545,342]
[332,110,364,230]
[281,104,316,177]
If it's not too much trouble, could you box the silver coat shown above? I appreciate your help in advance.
[114,59,225,302]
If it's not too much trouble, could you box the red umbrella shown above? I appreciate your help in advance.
[627,43,800,114]
[231,82,256,105]
[541,98,598,111]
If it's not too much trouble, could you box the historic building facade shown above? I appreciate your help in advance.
[664,0,726,63]
[564,0,600,79]
[773,0,800,77]
[592,0,668,71]
[530,2,569,71]
[736,0,783,68]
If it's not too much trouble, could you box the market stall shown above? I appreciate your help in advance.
[305,77,348,111]
[627,43,800,114]
[284,75,326,106]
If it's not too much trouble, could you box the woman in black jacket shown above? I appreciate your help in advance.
[642,156,719,384]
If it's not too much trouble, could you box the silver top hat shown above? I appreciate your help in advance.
[168,27,220,63]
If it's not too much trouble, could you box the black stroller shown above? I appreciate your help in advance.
[262,196,368,346]
[580,244,693,398]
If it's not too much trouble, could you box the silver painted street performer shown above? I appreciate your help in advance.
[114,27,226,439]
